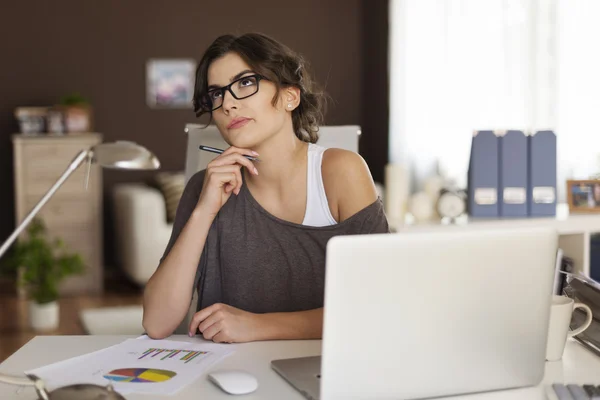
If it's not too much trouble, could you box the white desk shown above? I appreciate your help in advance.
[0,335,599,399]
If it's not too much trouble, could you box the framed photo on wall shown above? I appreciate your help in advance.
[567,180,600,213]
[146,59,196,108]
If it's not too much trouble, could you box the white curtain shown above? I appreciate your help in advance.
[389,0,600,201]
[556,1,600,188]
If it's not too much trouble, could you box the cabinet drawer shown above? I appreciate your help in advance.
[23,163,100,197]
[20,144,100,196]
[22,142,89,159]
[23,195,98,227]
[45,224,99,248]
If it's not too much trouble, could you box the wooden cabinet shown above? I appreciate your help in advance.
[12,133,103,295]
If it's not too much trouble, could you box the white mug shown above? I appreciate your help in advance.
[546,295,593,361]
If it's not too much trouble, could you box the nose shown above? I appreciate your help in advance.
[221,89,238,113]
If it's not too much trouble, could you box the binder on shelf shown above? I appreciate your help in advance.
[499,130,528,217]
[590,234,600,284]
[468,130,499,218]
[528,130,557,217]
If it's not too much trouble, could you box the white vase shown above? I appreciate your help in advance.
[384,163,411,226]
[28,300,59,331]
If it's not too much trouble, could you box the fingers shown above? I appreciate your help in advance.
[198,310,223,334]
[188,303,219,336]
[221,146,259,160]
[188,303,234,343]
[202,320,224,341]
[208,153,259,177]
[188,315,202,337]
[206,166,242,195]
[212,331,233,344]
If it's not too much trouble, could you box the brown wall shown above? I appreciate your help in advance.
[0,0,388,269]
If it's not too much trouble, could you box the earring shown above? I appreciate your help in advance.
[287,104,292,108]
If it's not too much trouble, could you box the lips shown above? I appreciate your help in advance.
[227,117,251,129]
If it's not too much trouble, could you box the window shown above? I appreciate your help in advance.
[389,0,600,201]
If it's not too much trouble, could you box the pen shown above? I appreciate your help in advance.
[199,145,260,162]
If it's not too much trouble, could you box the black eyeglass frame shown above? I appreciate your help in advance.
[203,74,266,112]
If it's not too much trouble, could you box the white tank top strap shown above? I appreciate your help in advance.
[302,143,338,227]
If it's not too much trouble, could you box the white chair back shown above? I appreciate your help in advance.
[184,123,361,183]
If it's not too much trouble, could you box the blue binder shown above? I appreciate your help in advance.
[528,130,557,217]
[468,130,499,218]
[499,130,528,217]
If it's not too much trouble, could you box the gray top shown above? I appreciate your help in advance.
[160,170,390,314]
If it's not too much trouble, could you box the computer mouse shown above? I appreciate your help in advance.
[207,370,258,395]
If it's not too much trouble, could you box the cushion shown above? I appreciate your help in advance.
[154,171,185,223]
[80,306,144,335]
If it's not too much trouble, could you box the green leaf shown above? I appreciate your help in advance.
[60,93,89,106]
[0,217,85,304]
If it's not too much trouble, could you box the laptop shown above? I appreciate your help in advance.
[271,227,558,400]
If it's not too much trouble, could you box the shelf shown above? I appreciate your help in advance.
[392,204,600,277]
[11,133,102,141]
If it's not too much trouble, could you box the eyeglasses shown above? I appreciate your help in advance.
[203,74,265,112]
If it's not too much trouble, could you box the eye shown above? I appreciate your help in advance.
[209,90,222,101]
[238,77,257,87]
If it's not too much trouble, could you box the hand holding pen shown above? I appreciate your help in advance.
[195,146,260,218]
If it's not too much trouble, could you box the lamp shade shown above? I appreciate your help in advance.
[91,141,160,170]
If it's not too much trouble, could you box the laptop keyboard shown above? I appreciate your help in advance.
[548,383,600,399]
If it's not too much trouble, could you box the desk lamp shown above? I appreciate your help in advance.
[0,140,160,399]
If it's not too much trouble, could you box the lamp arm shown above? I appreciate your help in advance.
[0,149,91,259]
[0,373,35,386]
[0,373,52,400]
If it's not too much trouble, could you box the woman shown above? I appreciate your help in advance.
[143,33,389,343]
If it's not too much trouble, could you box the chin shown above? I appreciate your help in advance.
[226,128,265,149]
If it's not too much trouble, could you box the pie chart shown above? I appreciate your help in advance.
[104,368,176,383]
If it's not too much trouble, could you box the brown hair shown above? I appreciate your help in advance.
[193,33,328,143]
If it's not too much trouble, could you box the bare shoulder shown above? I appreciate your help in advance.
[322,148,378,222]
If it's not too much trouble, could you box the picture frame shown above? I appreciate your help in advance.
[567,180,600,213]
[146,59,196,109]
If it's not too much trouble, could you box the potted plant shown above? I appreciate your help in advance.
[0,218,85,331]
[59,92,93,133]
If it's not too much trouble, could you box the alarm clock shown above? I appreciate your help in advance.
[436,188,467,221]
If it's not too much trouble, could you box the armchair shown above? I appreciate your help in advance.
[112,183,173,286]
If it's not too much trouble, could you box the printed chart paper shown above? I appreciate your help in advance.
[26,338,235,395]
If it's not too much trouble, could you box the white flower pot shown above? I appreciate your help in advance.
[28,300,59,331]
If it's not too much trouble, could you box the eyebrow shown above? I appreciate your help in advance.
[207,69,255,91]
